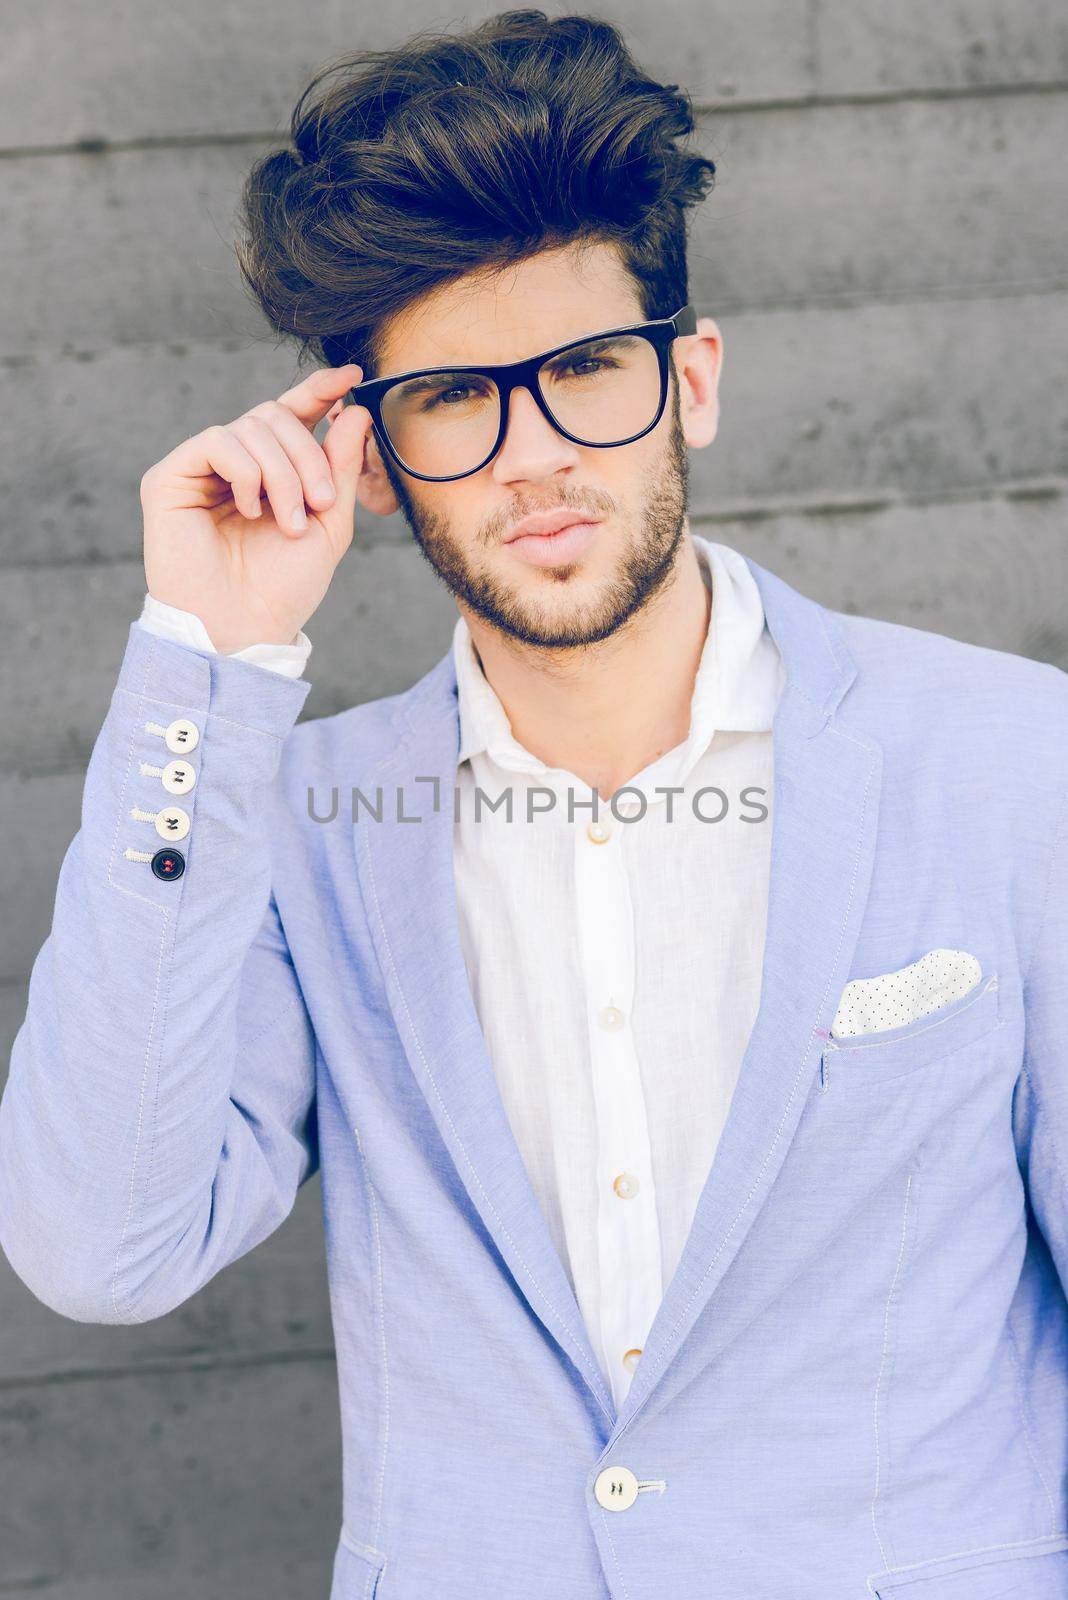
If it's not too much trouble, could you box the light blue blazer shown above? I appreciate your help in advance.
[2,555,1068,1600]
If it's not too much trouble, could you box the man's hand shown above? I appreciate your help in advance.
[140,363,373,653]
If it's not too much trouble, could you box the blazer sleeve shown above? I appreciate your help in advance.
[0,620,319,1324]
[1014,770,1068,1296]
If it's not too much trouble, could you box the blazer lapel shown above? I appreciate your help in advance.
[610,557,884,1440]
[352,661,618,1431]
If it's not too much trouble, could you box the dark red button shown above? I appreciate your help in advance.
[151,847,185,880]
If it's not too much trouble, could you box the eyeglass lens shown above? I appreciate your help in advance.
[378,332,663,477]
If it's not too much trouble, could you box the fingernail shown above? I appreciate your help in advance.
[313,479,335,503]
[290,506,308,531]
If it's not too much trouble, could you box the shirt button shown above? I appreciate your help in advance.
[593,1465,639,1511]
[164,718,200,754]
[613,1172,640,1199]
[622,1348,643,1373]
[155,805,190,841]
[150,847,185,880]
[598,1005,625,1031]
[586,821,611,844]
[160,759,197,795]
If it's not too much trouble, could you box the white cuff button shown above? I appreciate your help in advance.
[155,805,190,841]
[165,718,200,754]
[160,759,197,795]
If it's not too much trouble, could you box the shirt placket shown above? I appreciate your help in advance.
[573,794,664,1411]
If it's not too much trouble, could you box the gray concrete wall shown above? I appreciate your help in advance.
[1,4,1066,1593]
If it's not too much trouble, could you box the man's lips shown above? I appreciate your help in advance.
[503,509,601,542]
[503,517,602,568]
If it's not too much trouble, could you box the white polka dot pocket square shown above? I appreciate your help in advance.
[830,948,983,1040]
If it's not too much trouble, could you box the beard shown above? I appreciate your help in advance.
[377,379,691,651]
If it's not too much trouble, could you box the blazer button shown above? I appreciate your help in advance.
[593,1465,639,1511]
[151,848,185,880]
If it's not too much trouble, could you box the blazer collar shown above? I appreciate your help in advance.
[351,553,882,1441]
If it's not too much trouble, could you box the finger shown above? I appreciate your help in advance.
[273,362,364,430]
[229,414,313,534]
[245,398,339,513]
[153,424,265,520]
[321,399,376,528]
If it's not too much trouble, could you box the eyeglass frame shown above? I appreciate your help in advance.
[344,302,698,483]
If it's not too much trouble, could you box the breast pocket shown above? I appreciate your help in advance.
[820,971,1001,1089]
[871,1531,1068,1596]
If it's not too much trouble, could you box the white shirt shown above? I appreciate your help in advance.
[137,535,785,1410]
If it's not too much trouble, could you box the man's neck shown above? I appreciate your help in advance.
[462,533,713,802]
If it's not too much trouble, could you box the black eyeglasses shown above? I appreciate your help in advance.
[346,303,697,483]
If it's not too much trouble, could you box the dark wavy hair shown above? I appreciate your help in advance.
[234,9,716,380]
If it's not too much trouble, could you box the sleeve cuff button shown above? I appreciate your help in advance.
[151,848,186,880]
[164,718,200,754]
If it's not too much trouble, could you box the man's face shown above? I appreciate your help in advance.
[366,242,694,650]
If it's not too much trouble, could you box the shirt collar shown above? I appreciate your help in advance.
[452,533,785,780]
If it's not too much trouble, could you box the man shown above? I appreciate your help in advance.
[2,11,1067,1598]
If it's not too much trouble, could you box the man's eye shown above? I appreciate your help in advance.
[421,381,488,410]
[554,355,618,378]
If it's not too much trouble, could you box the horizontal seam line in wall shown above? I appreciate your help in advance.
[6,276,1068,373]
[0,1343,338,1393]
[686,278,1068,317]
[0,477,1063,581]
[3,76,1068,159]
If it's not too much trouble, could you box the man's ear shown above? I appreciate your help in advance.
[355,423,401,517]
[676,315,723,449]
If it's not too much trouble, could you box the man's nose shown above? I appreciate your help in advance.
[490,383,581,483]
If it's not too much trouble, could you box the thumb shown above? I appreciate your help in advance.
[321,397,374,531]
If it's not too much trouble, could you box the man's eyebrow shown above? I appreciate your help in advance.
[385,329,641,389]
[389,369,485,397]
[545,332,640,358]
